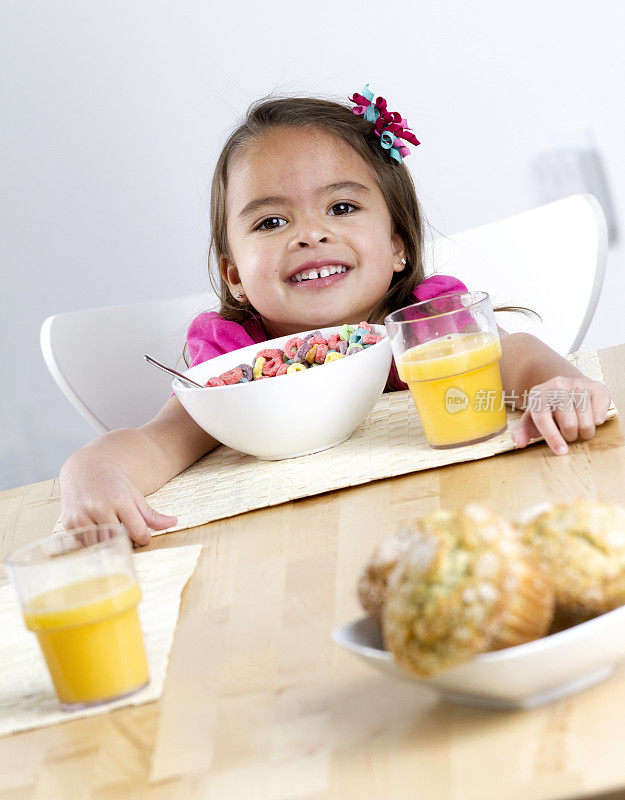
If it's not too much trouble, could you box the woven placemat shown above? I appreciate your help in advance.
[0,544,202,736]
[54,350,617,536]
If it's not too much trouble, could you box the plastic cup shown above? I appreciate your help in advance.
[6,525,149,710]
[385,291,508,448]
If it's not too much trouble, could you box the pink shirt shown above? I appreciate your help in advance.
[185,274,468,390]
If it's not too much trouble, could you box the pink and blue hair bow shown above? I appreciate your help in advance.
[348,83,420,163]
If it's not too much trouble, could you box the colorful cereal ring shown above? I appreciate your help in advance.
[252,349,283,377]
[287,362,308,374]
[206,377,226,387]
[338,341,349,355]
[362,334,382,345]
[252,357,266,380]
[339,324,356,341]
[327,334,342,351]
[295,340,312,362]
[264,360,283,377]
[305,344,318,364]
[220,367,243,385]
[284,337,303,358]
[256,348,284,361]
[315,343,328,363]
[237,364,253,382]
[309,335,327,346]
[276,362,289,376]
[357,321,373,333]
[347,344,363,356]
[324,351,344,363]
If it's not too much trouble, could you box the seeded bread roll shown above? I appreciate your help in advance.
[358,528,415,622]
[382,505,555,677]
[518,499,625,625]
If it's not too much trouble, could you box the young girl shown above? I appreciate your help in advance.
[59,86,612,545]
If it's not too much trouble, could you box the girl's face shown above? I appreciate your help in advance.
[221,126,406,338]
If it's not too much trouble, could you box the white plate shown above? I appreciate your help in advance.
[332,610,625,709]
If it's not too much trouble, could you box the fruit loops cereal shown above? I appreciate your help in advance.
[204,324,384,387]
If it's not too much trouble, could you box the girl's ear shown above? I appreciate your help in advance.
[219,255,243,291]
[391,231,407,273]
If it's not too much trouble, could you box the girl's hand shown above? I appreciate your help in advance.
[510,376,612,456]
[59,454,177,546]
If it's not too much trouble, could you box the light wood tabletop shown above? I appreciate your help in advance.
[3,344,625,800]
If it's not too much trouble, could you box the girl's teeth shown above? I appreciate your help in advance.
[290,265,350,282]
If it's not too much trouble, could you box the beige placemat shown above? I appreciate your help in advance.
[54,350,618,537]
[0,544,202,736]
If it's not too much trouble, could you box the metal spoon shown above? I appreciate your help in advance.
[144,354,204,388]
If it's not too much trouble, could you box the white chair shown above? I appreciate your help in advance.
[426,193,607,354]
[40,292,217,433]
[41,194,606,433]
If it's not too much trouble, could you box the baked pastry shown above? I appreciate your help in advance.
[381,505,555,677]
[518,499,625,626]
[358,528,415,622]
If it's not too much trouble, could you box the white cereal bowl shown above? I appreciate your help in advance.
[173,325,392,460]
[332,610,625,710]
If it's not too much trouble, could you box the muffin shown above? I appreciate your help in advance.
[358,528,415,622]
[381,505,555,677]
[518,499,625,626]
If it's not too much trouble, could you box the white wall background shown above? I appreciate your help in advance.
[2,0,624,490]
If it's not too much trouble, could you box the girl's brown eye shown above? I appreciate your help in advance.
[329,202,357,215]
[256,217,286,231]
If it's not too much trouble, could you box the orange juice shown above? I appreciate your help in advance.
[397,332,507,447]
[23,574,148,707]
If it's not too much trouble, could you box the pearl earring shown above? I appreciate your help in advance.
[235,291,243,300]
[397,257,406,265]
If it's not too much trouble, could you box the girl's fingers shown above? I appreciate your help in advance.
[591,384,611,425]
[574,400,596,440]
[552,408,579,443]
[511,410,537,448]
[533,411,570,454]
[63,512,99,546]
[136,496,178,532]
[117,504,152,547]
[61,511,95,531]
[62,511,118,544]
[91,515,123,543]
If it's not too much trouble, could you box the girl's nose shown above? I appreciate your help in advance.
[288,216,334,249]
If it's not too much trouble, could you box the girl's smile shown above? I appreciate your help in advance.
[221,126,406,338]
[286,258,353,288]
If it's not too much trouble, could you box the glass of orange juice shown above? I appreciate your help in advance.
[7,525,149,710]
[385,291,507,448]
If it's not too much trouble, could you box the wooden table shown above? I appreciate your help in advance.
[3,345,625,800]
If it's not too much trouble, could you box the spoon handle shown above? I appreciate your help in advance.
[144,354,204,388]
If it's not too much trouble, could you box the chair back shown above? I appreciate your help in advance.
[426,194,607,353]
[41,292,215,432]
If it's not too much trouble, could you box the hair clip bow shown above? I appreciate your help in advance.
[348,83,420,163]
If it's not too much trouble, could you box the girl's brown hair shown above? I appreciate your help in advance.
[204,93,535,337]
